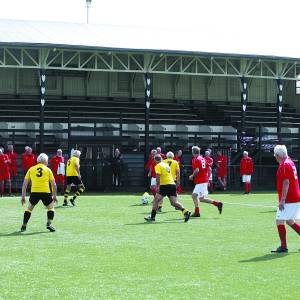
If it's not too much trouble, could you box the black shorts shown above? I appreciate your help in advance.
[158,184,177,197]
[29,193,53,206]
[66,176,83,186]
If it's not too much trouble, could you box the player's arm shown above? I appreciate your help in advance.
[21,179,30,205]
[75,162,81,179]
[156,173,161,190]
[50,179,58,203]
[189,168,199,181]
[279,179,289,211]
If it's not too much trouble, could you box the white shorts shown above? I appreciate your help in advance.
[242,175,251,183]
[276,203,300,220]
[209,174,213,181]
[192,183,208,199]
[150,177,157,187]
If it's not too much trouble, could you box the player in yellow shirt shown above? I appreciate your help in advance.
[20,153,57,232]
[63,150,85,206]
[157,151,180,212]
[144,155,190,222]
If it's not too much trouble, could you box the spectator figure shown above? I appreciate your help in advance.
[111,148,123,187]
[216,150,228,191]
[7,145,18,193]
[174,149,184,193]
[22,147,36,175]
[50,149,65,194]
[0,148,12,196]
[240,151,254,194]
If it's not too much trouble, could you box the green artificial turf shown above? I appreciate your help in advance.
[1,193,299,299]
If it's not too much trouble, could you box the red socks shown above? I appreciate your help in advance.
[150,187,157,196]
[290,223,300,235]
[212,201,219,207]
[194,207,200,214]
[244,183,251,193]
[277,224,287,249]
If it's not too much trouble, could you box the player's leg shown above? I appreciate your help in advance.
[201,196,223,214]
[63,180,72,206]
[217,176,224,190]
[71,183,85,206]
[6,174,12,195]
[45,198,56,232]
[157,198,163,212]
[0,179,4,196]
[169,195,191,222]
[191,184,200,217]
[287,219,300,235]
[145,193,162,222]
[21,202,35,232]
[272,219,288,253]
[223,176,227,190]
[247,176,251,193]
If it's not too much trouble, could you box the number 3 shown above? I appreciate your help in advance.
[36,167,43,177]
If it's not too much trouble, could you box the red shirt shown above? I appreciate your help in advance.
[240,157,254,175]
[276,157,300,203]
[216,155,227,177]
[7,152,18,170]
[0,154,10,174]
[50,155,65,174]
[159,153,166,159]
[174,155,183,168]
[192,155,208,184]
[205,156,213,177]
[22,153,36,171]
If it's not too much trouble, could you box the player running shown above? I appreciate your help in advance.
[271,145,300,253]
[63,150,85,206]
[20,153,57,232]
[144,155,191,222]
[189,146,223,217]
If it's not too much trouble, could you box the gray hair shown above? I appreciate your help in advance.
[274,145,288,158]
[154,154,162,162]
[72,150,81,157]
[243,151,248,156]
[192,146,200,155]
[166,151,174,159]
[37,153,48,164]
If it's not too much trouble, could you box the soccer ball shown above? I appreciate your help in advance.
[141,192,150,205]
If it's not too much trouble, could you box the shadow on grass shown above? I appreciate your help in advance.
[239,252,298,263]
[0,231,49,237]
[260,210,277,214]
[55,205,74,209]
[125,219,185,225]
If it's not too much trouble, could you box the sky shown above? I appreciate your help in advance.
[0,0,299,58]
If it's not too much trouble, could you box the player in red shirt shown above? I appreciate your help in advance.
[50,149,65,194]
[7,145,18,193]
[174,149,184,194]
[271,145,300,253]
[156,147,166,159]
[205,150,214,193]
[240,151,254,194]
[216,150,227,191]
[145,149,158,195]
[0,148,12,196]
[189,146,223,217]
[22,147,36,174]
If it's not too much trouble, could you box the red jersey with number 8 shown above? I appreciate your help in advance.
[192,155,208,184]
[276,157,300,203]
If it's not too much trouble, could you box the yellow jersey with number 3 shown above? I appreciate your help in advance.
[155,161,175,185]
[66,156,80,176]
[25,163,54,193]
[163,158,179,181]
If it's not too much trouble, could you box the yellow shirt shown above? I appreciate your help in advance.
[163,158,179,181]
[155,161,175,185]
[25,163,54,193]
[66,156,80,176]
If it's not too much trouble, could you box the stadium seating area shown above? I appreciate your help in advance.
[1,94,300,130]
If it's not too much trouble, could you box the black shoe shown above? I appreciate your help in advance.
[271,246,288,253]
[144,215,155,222]
[217,202,223,214]
[62,201,69,206]
[70,198,76,206]
[20,225,26,232]
[184,211,191,222]
[157,207,162,213]
[191,212,200,217]
[47,223,56,232]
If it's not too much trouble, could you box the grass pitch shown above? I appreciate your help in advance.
[1,192,300,299]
